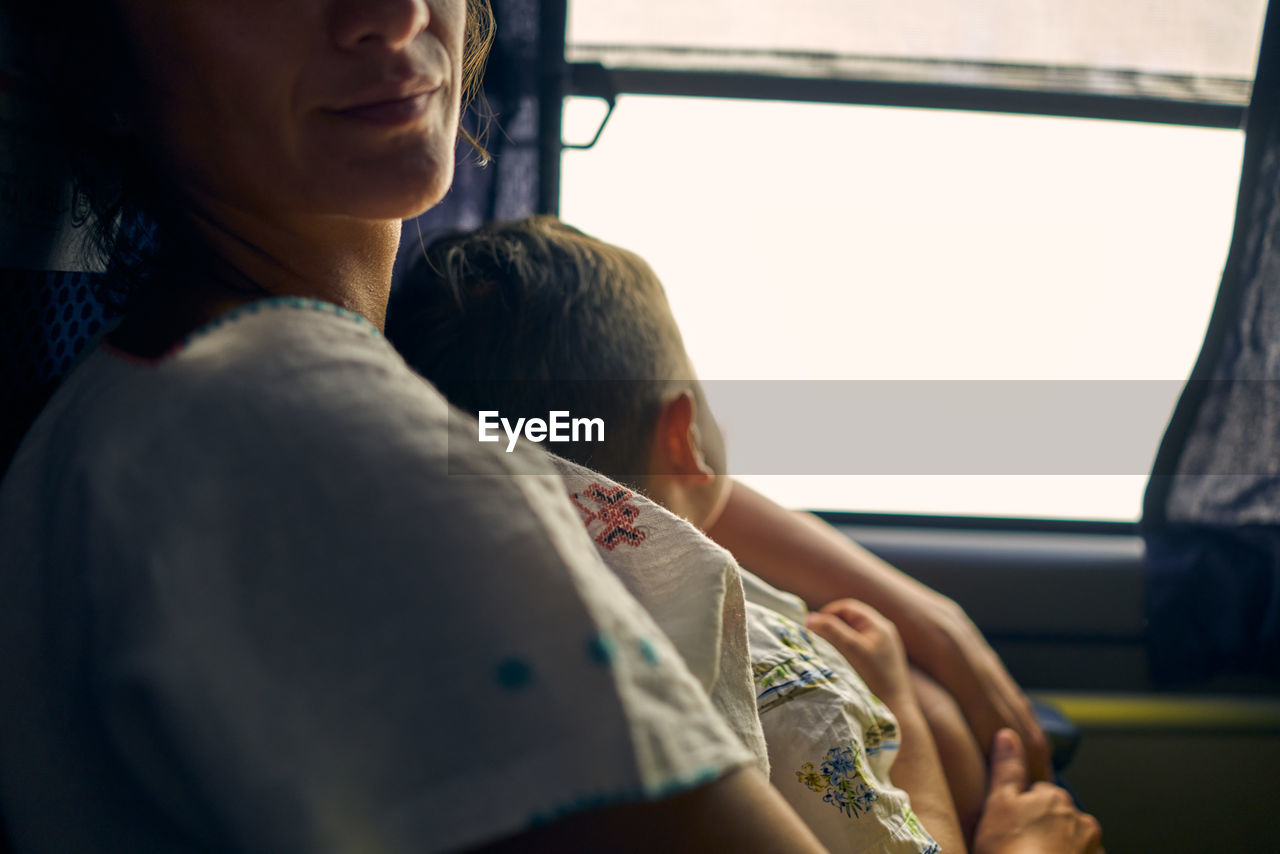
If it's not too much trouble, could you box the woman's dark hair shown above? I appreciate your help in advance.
[2,1,495,310]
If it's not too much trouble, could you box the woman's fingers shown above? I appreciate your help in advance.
[948,644,1052,783]
[978,666,1051,782]
[1017,701,1053,782]
[986,728,1029,796]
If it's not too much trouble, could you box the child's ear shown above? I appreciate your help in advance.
[653,390,716,480]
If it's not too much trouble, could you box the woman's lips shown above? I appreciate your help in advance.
[331,90,436,127]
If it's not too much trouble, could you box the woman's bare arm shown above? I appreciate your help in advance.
[468,767,830,854]
[706,479,1051,780]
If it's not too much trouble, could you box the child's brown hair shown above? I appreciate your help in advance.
[390,215,691,486]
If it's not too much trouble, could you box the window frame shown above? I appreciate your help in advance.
[543,0,1261,218]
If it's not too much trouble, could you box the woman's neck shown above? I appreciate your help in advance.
[110,206,402,357]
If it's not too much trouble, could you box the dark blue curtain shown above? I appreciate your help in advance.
[1142,2,1280,684]
[393,0,543,287]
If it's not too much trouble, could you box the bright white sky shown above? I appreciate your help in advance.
[561,97,1245,520]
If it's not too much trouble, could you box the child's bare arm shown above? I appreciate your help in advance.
[807,600,965,854]
[705,479,1051,781]
[808,604,1102,854]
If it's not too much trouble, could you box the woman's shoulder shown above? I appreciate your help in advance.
[5,297,563,534]
[0,305,759,854]
[101,299,548,471]
[173,297,446,426]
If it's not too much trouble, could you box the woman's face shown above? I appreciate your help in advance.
[117,0,467,222]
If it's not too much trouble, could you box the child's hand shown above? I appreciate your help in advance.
[805,599,914,711]
[974,730,1102,854]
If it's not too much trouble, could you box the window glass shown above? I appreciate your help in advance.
[560,96,1244,520]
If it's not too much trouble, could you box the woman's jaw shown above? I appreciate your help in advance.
[109,0,469,327]
[120,0,467,226]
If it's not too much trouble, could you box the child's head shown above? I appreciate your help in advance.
[390,215,729,527]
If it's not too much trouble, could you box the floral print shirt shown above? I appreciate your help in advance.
[744,571,941,854]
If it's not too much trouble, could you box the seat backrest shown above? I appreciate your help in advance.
[1,270,112,474]
[1,13,108,477]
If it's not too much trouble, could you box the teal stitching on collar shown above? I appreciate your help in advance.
[180,296,381,350]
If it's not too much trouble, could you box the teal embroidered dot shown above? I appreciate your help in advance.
[587,633,616,667]
[495,658,533,690]
[638,637,660,665]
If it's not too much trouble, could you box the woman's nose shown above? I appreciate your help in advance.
[331,0,429,51]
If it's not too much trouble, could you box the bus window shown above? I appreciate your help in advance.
[561,99,1242,521]
[561,0,1265,522]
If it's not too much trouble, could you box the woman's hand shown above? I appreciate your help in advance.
[805,599,915,711]
[895,590,1052,782]
[974,730,1102,854]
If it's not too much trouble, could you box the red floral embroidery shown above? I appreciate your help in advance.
[571,483,646,550]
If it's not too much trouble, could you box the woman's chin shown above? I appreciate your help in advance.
[322,173,455,222]
[308,146,456,221]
